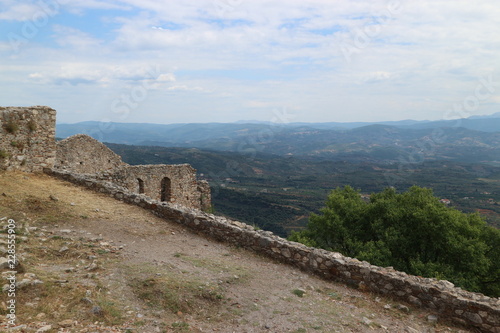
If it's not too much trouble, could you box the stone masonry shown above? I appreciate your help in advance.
[0,106,56,172]
[100,164,211,210]
[55,134,126,173]
[54,134,211,211]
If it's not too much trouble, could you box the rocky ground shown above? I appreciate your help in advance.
[0,171,476,333]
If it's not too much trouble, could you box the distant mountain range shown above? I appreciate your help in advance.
[56,116,500,164]
[57,114,500,142]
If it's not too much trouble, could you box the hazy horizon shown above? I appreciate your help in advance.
[54,111,500,126]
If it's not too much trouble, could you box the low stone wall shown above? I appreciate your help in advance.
[45,169,500,333]
[0,106,56,172]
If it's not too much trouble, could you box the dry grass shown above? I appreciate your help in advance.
[0,172,132,327]
[0,171,150,227]
[3,120,19,134]
[128,264,226,315]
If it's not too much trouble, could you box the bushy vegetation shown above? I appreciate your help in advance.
[28,119,37,132]
[0,149,9,159]
[213,188,294,237]
[289,186,500,297]
[4,119,19,133]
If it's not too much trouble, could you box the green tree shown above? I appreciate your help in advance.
[289,185,500,297]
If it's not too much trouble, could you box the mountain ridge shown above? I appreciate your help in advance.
[56,116,500,145]
[57,118,500,165]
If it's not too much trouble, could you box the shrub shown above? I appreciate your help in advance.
[28,120,37,132]
[4,120,19,134]
[0,150,9,159]
[290,185,500,297]
[292,289,305,297]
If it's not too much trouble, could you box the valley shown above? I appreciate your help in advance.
[105,144,500,237]
[58,118,500,237]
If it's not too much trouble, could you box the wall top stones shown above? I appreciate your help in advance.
[0,106,56,172]
[55,134,126,174]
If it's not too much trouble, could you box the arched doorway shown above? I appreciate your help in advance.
[137,178,145,194]
[160,177,171,202]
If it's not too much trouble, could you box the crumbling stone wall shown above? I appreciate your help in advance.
[55,134,211,211]
[0,106,210,211]
[0,106,56,172]
[101,164,211,210]
[197,180,212,212]
[54,134,126,173]
[46,169,500,333]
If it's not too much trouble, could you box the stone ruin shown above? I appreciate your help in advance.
[54,134,125,173]
[54,134,211,211]
[0,106,211,211]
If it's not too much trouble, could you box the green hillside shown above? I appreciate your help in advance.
[106,143,500,237]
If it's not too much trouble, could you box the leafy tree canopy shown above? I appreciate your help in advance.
[289,185,500,297]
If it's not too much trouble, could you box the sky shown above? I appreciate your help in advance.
[1,0,499,124]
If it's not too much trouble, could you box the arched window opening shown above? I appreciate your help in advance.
[137,178,145,194]
[161,177,172,202]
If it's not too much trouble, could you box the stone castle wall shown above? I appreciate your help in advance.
[0,107,209,211]
[100,164,211,211]
[54,134,211,211]
[0,106,56,172]
[46,169,500,333]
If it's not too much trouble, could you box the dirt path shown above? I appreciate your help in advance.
[0,172,473,332]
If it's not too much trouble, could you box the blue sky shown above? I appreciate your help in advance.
[1,0,499,124]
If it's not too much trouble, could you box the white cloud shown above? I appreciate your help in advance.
[1,0,500,123]
[52,25,101,49]
[0,1,47,21]
[166,85,207,92]
[363,71,394,84]
[27,63,177,88]
[244,100,278,109]
[157,73,176,82]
